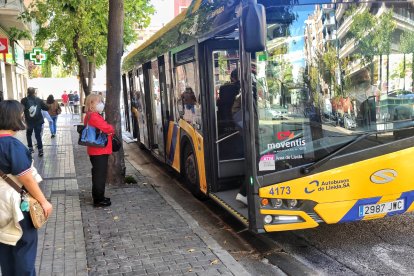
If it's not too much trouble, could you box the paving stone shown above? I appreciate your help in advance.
[0,115,247,276]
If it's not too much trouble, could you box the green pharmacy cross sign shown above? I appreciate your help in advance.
[29,48,47,65]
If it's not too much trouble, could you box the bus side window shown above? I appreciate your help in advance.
[173,62,201,129]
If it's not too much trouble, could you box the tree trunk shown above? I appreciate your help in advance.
[412,53,414,92]
[379,55,382,92]
[386,54,390,93]
[88,58,95,93]
[73,32,90,97]
[106,0,125,186]
[403,54,406,91]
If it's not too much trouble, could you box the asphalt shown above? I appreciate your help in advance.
[7,113,250,276]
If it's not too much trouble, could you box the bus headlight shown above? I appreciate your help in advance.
[274,215,300,222]
[273,199,283,208]
[264,215,273,224]
[287,199,298,208]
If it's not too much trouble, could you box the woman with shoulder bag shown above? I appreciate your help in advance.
[46,94,61,138]
[0,100,53,275]
[84,94,114,207]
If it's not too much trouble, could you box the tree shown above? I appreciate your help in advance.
[321,43,339,97]
[23,0,153,96]
[106,0,124,185]
[400,31,414,91]
[347,8,395,87]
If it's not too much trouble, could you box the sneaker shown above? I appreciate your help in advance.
[38,149,44,157]
[94,200,112,207]
[51,134,55,138]
[236,193,248,205]
[28,147,34,154]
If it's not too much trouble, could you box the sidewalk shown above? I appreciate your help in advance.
[12,114,249,276]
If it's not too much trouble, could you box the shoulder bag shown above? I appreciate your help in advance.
[0,170,47,229]
[112,134,121,152]
[78,114,108,147]
[56,102,62,115]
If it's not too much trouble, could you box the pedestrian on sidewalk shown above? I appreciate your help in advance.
[73,91,80,114]
[21,87,49,157]
[84,94,114,207]
[0,100,53,276]
[41,109,53,138]
[61,90,69,114]
[68,91,75,114]
[46,95,61,138]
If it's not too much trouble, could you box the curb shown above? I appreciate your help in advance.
[127,157,251,276]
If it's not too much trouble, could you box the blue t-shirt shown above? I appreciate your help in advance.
[0,135,32,176]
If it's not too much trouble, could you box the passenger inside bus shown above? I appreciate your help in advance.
[350,68,380,128]
[181,87,197,122]
[217,69,240,135]
[181,87,197,114]
[234,70,257,206]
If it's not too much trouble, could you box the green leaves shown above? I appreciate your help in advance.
[348,9,396,64]
[23,0,153,73]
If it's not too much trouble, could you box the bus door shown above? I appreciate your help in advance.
[136,68,149,147]
[155,55,169,159]
[148,59,163,157]
[121,74,131,133]
[206,40,245,187]
[125,72,134,133]
[142,64,154,149]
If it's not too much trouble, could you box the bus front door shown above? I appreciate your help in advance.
[207,41,245,189]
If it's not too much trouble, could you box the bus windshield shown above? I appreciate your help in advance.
[255,2,414,173]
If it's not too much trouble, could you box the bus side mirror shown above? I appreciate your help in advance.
[243,3,266,52]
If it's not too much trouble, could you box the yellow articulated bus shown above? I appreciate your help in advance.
[122,0,414,233]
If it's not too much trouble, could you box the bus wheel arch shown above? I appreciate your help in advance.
[181,135,207,200]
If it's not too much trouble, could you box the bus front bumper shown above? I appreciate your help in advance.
[260,190,414,232]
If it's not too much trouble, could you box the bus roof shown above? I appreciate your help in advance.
[123,0,202,72]
[122,0,243,72]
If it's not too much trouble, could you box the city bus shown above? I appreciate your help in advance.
[122,0,414,233]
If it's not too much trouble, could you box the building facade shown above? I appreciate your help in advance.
[174,0,192,16]
[0,0,33,100]
[132,0,192,49]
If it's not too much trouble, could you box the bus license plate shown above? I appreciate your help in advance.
[359,199,405,217]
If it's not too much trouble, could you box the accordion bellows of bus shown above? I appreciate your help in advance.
[122,0,414,233]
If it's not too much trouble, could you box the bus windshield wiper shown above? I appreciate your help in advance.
[301,132,372,175]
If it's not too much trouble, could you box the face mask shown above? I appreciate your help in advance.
[96,102,105,113]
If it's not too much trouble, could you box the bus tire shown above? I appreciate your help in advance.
[183,145,207,200]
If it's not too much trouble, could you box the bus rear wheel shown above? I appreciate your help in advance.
[183,146,207,200]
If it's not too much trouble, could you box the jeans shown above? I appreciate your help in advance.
[89,155,109,202]
[185,104,195,114]
[49,116,58,135]
[0,211,38,276]
[26,124,43,150]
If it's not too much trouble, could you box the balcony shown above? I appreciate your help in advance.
[0,0,30,32]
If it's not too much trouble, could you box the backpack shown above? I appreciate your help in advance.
[23,97,43,125]
[26,97,40,118]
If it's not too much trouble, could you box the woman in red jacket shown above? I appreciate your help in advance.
[84,94,114,207]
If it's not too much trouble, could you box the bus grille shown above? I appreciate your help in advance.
[307,212,323,223]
